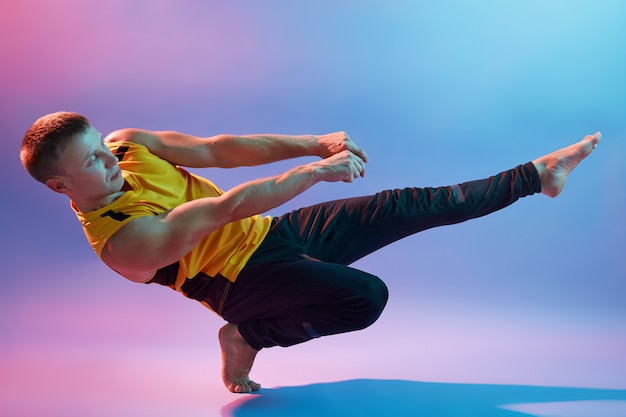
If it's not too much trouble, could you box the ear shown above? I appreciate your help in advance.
[45,177,68,194]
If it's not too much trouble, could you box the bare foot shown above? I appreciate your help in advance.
[532,132,601,198]
[218,323,261,393]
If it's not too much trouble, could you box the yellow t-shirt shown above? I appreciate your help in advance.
[73,141,272,291]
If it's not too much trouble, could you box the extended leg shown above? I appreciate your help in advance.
[270,162,539,266]
[269,132,601,266]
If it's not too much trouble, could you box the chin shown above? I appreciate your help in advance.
[110,173,125,188]
[111,181,125,193]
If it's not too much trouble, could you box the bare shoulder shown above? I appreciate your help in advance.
[104,128,154,146]
[104,128,217,167]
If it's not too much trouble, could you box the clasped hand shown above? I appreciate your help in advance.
[316,131,368,162]
[314,131,368,183]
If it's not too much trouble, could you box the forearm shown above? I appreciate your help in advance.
[173,163,320,245]
[210,130,369,168]
[221,162,321,220]
[208,133,322,167]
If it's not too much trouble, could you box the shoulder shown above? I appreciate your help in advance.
[104,128,155,147]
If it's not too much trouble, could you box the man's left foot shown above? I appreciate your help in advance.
[219,323,261,393]
[532,132,601,198]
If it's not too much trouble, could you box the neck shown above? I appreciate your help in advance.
[72,190,126,213]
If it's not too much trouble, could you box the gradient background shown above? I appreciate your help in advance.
[1,1,625,416]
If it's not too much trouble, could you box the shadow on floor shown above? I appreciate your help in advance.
[221,379,626,417]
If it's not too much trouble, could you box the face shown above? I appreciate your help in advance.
[47,124,125,212]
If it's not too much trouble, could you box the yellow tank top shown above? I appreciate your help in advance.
[73,141,272,288]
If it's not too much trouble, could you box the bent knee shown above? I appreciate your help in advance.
[350,275,389,329]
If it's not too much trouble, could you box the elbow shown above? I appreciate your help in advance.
[206,134,241,168]
[212,189,245,223]
[222,197,247,224]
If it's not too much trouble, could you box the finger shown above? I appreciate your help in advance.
[354,153,366,177]
[349,156,365,180]
[339,132,367,162]
[353,156,365,178]
[347,142,369,163]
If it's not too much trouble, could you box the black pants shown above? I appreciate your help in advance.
[202,163,540,350]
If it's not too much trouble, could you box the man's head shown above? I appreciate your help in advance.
[20,111,92,184]
[21,112,125,212]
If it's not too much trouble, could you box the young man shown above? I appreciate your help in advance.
[20,112,601,393]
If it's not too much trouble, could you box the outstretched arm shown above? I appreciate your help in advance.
[105,128,368,168]
[101,150,366,283]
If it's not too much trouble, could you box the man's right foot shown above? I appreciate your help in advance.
[218,323,261,393]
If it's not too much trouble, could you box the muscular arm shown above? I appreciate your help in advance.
[101,150,366,283]
[105,128,368,168]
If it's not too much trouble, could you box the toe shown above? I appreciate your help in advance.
[229,379,260,393]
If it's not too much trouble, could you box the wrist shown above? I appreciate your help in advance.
[306,135,326,158]
[300,160,324,184]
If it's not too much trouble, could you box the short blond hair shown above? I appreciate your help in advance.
[20,112,91,183]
